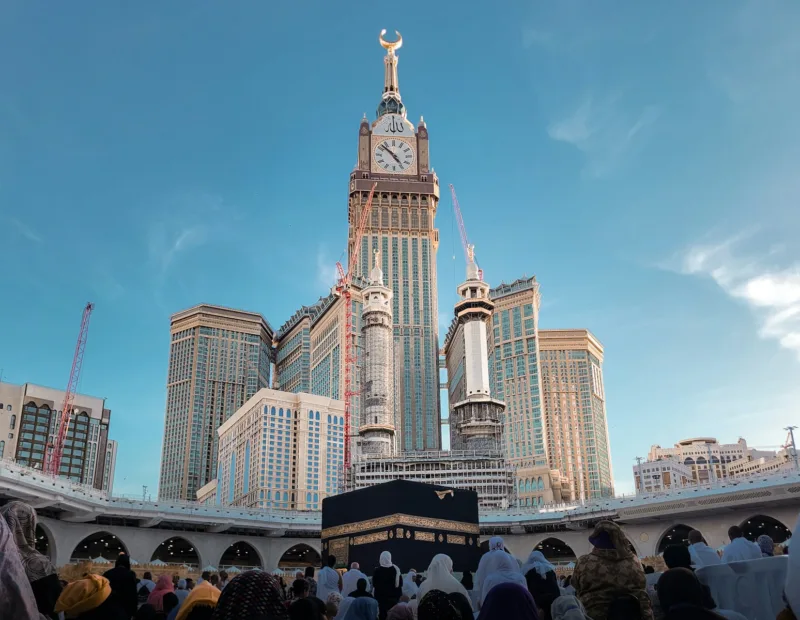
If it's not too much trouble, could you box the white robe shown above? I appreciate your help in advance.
[342,568,369,597]
[402,571,419,599]
[689,542,722,568]
[721,537,762,563]
[316,566,341,603]
[416,554,471,605]
[476,550,526,606]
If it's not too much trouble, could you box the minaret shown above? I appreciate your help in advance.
[450,246,505,452]
[359,249,396,456]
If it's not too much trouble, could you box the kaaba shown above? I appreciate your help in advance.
[321,479,481,573]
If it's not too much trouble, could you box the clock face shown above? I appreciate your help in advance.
[373,138,415,174]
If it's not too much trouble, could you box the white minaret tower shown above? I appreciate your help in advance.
[359,250,396,456]
[450,245,505,452]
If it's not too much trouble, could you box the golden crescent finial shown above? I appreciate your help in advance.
[379,29,403,54]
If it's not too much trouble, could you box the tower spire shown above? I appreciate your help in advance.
[377,30,406,118]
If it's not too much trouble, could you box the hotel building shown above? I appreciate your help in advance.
[215,389,345,511]
[159,305,273,501]
[0,381,116,491]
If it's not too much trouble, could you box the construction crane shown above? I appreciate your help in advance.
[335,182,378,479]
[45,302,94,476]
[449,184,482,279]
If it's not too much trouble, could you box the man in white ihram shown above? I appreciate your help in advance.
[687,530,722,568]
[721,526,762,563]
[342,562,370,597]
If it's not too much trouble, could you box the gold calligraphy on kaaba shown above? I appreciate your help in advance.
[321,513,479,539]
[414,531,435,542]
[446,534,466,545]
[328,537,349,564]
[353,531,390,546]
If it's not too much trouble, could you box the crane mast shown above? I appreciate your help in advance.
[45,302,94,477]
[336,182,378,483]
[449,184,483,279]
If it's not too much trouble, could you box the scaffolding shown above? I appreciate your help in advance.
[351,450,515,510]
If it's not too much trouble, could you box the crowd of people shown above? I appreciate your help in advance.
[0,498,797,620]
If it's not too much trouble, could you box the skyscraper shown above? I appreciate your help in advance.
[348,30,441,450]
[159,304,273,501]
[539,329,614,499]
[487,277,548,468]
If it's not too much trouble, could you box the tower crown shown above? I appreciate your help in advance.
[377,29,406,119]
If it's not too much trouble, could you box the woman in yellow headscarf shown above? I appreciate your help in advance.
[176,580,221,620]
[54,573,128,619]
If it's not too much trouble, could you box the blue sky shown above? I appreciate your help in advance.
[2,1,800,497]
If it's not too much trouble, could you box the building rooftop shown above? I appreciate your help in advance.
[170,303,274,334]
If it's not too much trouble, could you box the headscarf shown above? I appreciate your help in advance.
[477,582,540,620]
[289,597,326,620]
[588,521,632,556]
[786,511,800,616]
[0,514,41,619]
[55,574,112,617]
[386,601,414,620]
[521,550,556,578]
[147,574,176,611]
[479,550,527,606]
[176,581,220,620]
[417,589,461,620]
[0,500,57,582]
[657,567,722,619]
[489,536,505,551]
[212,570,288,620]
[343,596,379,620]
[380,551,402,587]
[335,596,355,620]
[448,592,475,620]
[402,570,419,598]
[328,592,343,606]
[757,534,774,557]
[551,595,590,620]
[417,554,472,607]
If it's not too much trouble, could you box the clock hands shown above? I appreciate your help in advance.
[380,143,402,165]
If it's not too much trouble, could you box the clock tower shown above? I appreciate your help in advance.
[348,30,441,451]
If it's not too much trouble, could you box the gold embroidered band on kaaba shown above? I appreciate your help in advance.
[321,513,480,539]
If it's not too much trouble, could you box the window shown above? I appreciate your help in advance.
[0,441,4,458]
[9,415,16,430]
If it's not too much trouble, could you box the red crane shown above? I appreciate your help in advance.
[449,184,483,280]
[45,302,94,476]
[336,182,378,480]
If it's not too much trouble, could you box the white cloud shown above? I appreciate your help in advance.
[677,236,800,358]
[548,98,661,178]
[316,245,339,291]
[9,218,42,243]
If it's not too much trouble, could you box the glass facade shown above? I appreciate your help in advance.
[487,278,547,468]
[159,307,272,501]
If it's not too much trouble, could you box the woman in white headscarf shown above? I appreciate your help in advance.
[374,551,402,620]
[479,547,527,608]
[551,594,591,620]
[475,536,506,606]
[0,514,42,620]
[521,550,562,619]
[402,570,419,599]
[417,554,472,607]
[335,596,355,620]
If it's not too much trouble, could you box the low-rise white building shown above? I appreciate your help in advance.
[633,459,693,494]
[647,437,775,484]
[727,450,796,478]
[216,389,345,511]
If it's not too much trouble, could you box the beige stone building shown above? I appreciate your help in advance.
[0,381,116,491]
[539,329,614,500]
[216,389,345,511]
[633,459,693,494]
[159,304,273,501]
[516,465,572,506]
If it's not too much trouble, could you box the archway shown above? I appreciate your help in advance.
[657,524,695,554]
[279,544,321,569]
[534,538,576,563]
[70,531,128,562]
[740,515,792,544]
[219,541,262,569]
[35,524,52,560]
[151,536,201,568]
